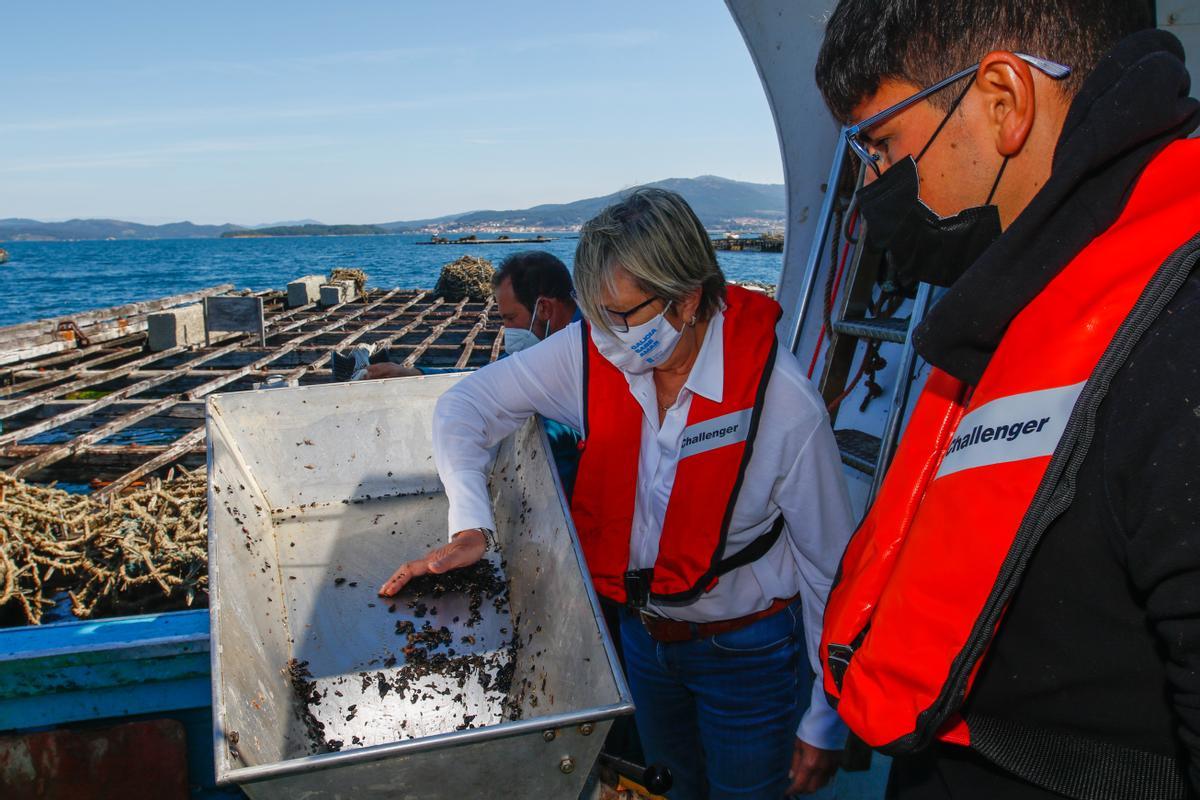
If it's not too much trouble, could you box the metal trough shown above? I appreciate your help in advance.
[206,373,633,799]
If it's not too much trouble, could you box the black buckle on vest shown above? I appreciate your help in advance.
[623,569,654,610]
[827,643,856,690]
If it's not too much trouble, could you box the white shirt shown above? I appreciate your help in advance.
[432,308,855,749]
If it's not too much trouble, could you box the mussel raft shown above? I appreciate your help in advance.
[0,275,507,628]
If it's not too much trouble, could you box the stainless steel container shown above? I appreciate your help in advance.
[207,374,633,799]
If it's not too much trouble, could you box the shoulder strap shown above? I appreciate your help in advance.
[579,319,591,439]
[650,337,780,604]
[713,513,786,574]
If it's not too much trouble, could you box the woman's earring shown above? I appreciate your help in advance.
[689,314,697,326]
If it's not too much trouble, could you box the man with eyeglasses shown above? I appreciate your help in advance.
[814,1,1200,799]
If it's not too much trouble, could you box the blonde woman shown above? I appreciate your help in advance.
[381,188,853,798]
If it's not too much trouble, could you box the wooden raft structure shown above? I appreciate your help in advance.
[0,284,503,491]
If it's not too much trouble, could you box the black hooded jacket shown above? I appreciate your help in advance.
[897,30,1200,799]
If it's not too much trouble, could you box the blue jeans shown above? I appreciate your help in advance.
[619,599,810,800]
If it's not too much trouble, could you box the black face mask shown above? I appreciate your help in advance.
[857,156,1004,287]
[855,85,1008,288]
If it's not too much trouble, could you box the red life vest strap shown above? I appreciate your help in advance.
[623,513,786,609]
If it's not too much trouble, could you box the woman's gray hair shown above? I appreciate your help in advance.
[573,187,726,335]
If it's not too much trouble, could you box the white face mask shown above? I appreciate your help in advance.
[592,301,682,375]
[503,327,539,354]
[502,297,549,355]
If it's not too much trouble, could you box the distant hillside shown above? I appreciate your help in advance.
[0,218,242,241]
[222,224,387,238]
[381,175,785,233]
[0,176,785,242]
[250,218,324,229]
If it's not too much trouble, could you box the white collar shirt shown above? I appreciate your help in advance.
[432,307,855,749]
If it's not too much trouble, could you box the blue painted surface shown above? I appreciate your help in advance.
[0,610,210,728]
[0,609,208,657]
[0,609,241,797]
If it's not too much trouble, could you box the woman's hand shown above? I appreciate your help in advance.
[377,528,488,596]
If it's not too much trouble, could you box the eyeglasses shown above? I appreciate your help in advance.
[603,295,664,333]
[844,53,1072,176]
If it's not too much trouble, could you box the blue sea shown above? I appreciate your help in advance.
[0,234,783,327]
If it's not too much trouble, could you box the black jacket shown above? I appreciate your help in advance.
[905,30,1200,799]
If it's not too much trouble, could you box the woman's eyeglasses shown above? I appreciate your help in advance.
[603,295,663,333]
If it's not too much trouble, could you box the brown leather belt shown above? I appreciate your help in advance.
[638,594,798,644]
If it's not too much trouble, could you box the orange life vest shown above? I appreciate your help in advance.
[821,138,1200,752]
[571,285,783,606]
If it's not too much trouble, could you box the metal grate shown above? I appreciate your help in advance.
[834,428,882,476]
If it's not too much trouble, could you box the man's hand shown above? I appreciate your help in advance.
[785,737,841,795]
[377,529,487,596]
[365,363,422,380]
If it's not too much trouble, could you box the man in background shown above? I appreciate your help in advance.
[489,249,580,353]
[482,250,583,496]
[347,250,583,493]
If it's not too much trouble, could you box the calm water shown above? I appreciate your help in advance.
[0,234,782,327]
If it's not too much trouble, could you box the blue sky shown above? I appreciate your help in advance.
[1,2,785,225]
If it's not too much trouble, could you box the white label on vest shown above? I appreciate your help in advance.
[935,381,1086,480]
[679,408,754,460]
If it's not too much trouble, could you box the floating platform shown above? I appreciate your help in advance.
[710,236,783,253]
[0,285,503,489]
[416,236,557,245]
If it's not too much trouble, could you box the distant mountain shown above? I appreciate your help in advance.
[0,218,242,242]
[380,176,785,233]
[0,176,785,242]
[251,219,324,229]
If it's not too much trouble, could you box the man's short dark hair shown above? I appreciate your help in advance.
[815,0,1154,123]
[492,250,574,314]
